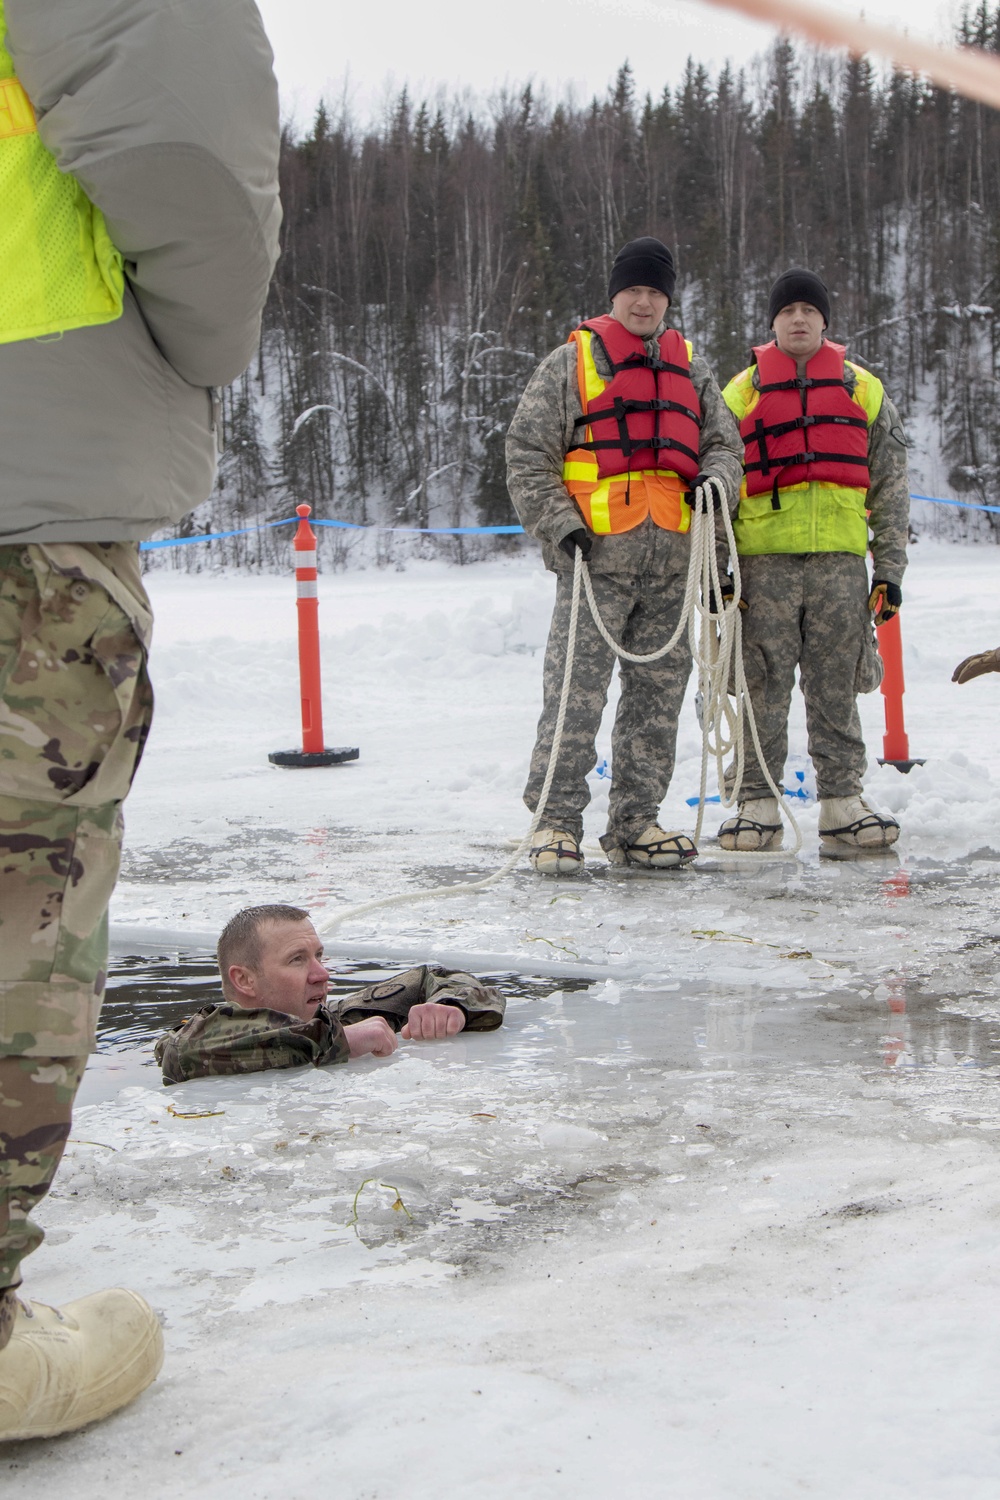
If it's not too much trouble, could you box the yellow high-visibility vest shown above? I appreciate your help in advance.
[0,0,123,344]
[723,357,884,558]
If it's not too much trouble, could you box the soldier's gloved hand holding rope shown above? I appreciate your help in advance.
[868,579,902,624]
[684,474,727,511]
[559,528,593,559]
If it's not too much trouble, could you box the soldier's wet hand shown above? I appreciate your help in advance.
[558,528,592,560]
[868,579,902,624]
[344,1017,398,1057]
[401,1003,467,1040]
[952,646,1000,684]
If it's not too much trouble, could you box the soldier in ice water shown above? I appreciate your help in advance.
[155,905,505,1084]
[0,0,280,1441]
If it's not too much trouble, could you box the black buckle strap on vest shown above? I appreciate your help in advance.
[757,376,846,395]
[745,449,871,476]
[613,395,633,459]
[747,411,869,445]
[651,435,701,466]
[609,352,691,380]
[753,417,770,477]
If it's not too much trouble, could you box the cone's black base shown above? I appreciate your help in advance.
[268,747,359,768]
[877,757,926,774]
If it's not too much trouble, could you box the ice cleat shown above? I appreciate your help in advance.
[819,795,899,850]
[718,797,782,851]
[529,827,584,876]
[612,824,698,869]
[0,1289,164,1441]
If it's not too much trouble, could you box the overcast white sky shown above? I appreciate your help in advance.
[255,0,962,131]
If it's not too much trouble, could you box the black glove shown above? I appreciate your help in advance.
[868,579,902,625]
[559,528,593,560]
[684,474,726,511]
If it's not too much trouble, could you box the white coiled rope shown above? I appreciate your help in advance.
[317,486,797,939]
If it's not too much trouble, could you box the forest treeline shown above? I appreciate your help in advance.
[170,8,1000,567]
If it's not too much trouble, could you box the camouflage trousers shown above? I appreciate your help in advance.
[729,552,871,801]
[0,544,153,1297]
[524,555,693,853]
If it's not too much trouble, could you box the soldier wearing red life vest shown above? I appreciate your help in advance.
[506,237,743,874]
[718,269,911,852]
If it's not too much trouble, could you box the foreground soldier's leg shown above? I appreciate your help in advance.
[524,568,637,869]
[0,545,161,1436]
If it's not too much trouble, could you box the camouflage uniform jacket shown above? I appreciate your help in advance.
[505,326,745,576]
[155,965,506,1085]
[726,360,910,586]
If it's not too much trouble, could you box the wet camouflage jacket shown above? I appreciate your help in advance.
[155,965,506,1085]
[505,326,745,575]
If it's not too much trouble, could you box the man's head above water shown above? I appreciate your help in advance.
[217,903,327,1022]
[215,905,466,1043]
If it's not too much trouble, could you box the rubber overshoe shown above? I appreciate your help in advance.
[529,827,584,876]
[0,1288,164,1441]
[614,824,698,868]
[819,795,899,849]
[718,797,782,851]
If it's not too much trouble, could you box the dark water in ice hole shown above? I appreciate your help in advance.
[75,945,1000,1109]
[78,952,591,1103]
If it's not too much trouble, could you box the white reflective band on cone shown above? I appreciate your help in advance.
[296,580,318,598]
[294,550,317,568]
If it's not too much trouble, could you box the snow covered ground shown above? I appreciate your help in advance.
[7,537,1000,1498]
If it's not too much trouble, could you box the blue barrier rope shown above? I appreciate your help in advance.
[140,517,525,550]
[138,489,1000,551]
[910,493,1000,516]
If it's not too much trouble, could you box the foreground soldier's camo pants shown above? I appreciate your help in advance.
[523,541,693,854]
[730,552,871,801]
[0,544,152,1300]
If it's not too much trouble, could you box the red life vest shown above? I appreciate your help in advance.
[740,340,870,502]
[569,315,702,481]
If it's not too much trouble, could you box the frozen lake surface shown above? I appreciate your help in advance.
[7,542,1000,1497]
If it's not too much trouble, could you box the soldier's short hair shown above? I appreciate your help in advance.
[217,904,310,1000]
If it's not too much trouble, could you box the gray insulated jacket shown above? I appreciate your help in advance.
[0,0,282,544]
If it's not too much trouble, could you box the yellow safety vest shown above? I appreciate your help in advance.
[723,358,884,557]
[0,0,123,344]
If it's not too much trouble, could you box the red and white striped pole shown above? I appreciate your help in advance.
[269,504,359,769]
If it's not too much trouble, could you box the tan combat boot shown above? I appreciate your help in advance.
[718,797,782,851]
[529,827,584,876]
[615,824,698,868]
[819,795,899,849]
[0,1288,163,1441]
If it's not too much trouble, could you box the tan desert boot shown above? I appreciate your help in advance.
[0,1289,163,1441]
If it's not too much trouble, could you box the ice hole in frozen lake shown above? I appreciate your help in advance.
[77,944,1000,1109]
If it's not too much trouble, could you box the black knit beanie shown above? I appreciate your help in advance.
[608,237,676,303]
[767,268,831,328]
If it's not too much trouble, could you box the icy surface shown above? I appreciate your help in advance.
[7,540,1000,1497]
